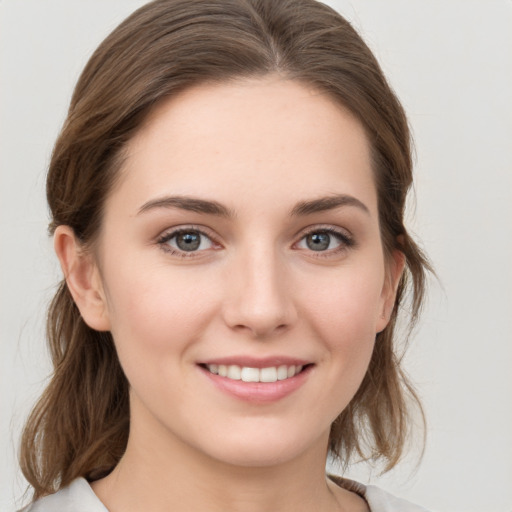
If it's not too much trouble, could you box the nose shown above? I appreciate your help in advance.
[222,245,298,339]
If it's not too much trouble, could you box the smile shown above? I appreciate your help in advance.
[205,364,303,383]
[199,359,312,402]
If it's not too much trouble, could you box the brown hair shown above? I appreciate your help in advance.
[20,0,430,499]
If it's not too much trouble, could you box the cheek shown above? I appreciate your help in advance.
[299,263,385,377]
[103,262,220,357]
[303,264,385,337]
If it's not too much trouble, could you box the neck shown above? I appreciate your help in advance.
[92,427,341,512]
[90,397,368,512]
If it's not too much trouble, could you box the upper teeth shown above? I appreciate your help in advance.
[206,364,303,383]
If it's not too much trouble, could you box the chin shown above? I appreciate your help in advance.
[196,424,327,468]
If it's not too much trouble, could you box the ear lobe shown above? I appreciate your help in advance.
[376,249,406,333]
[54,225,111,332]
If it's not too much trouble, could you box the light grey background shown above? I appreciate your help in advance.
[1,1,511,511]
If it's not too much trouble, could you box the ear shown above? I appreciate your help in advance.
[54,225,111,331]
[376,248,406,333]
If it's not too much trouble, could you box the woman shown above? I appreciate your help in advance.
[20,0,431,510]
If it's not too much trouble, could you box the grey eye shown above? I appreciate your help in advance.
[162,230,214,253]
[176,232,202,251]
[296,229,350,253]
[305,232,331,251]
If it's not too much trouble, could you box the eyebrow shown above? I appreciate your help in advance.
[137,193,369,218]
[290,194,370,216]
[137,196,233,217]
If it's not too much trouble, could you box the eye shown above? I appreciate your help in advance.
[296,228,353,253]
[158,228,216,255]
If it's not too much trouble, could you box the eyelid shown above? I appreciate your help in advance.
[156,224,222,256]
[295,224,353,240]
[155,223,355,258]
[293,224,355,254]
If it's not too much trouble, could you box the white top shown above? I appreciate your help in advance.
[21,476,430,512]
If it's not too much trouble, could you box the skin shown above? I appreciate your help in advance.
[55,77,404,512]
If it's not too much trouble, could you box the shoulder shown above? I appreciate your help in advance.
[364,484,431,512]
[21,475,431,512]
[20,478,108,512]
[330,475,431,512]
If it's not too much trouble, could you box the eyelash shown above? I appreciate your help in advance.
[156,225,355,258]
[295,226,355,258]
[156,226,219,258]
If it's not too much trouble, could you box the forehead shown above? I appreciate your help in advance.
[112,77,377,217]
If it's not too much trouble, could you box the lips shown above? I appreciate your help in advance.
[205,364,303,383]
[198,357,313,402]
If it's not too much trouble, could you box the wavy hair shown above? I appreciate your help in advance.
[20,0,431,499]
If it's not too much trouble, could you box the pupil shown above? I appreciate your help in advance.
[306,232,330,251]
[177,232,200,251]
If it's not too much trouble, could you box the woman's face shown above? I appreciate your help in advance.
[90,78,400,468]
